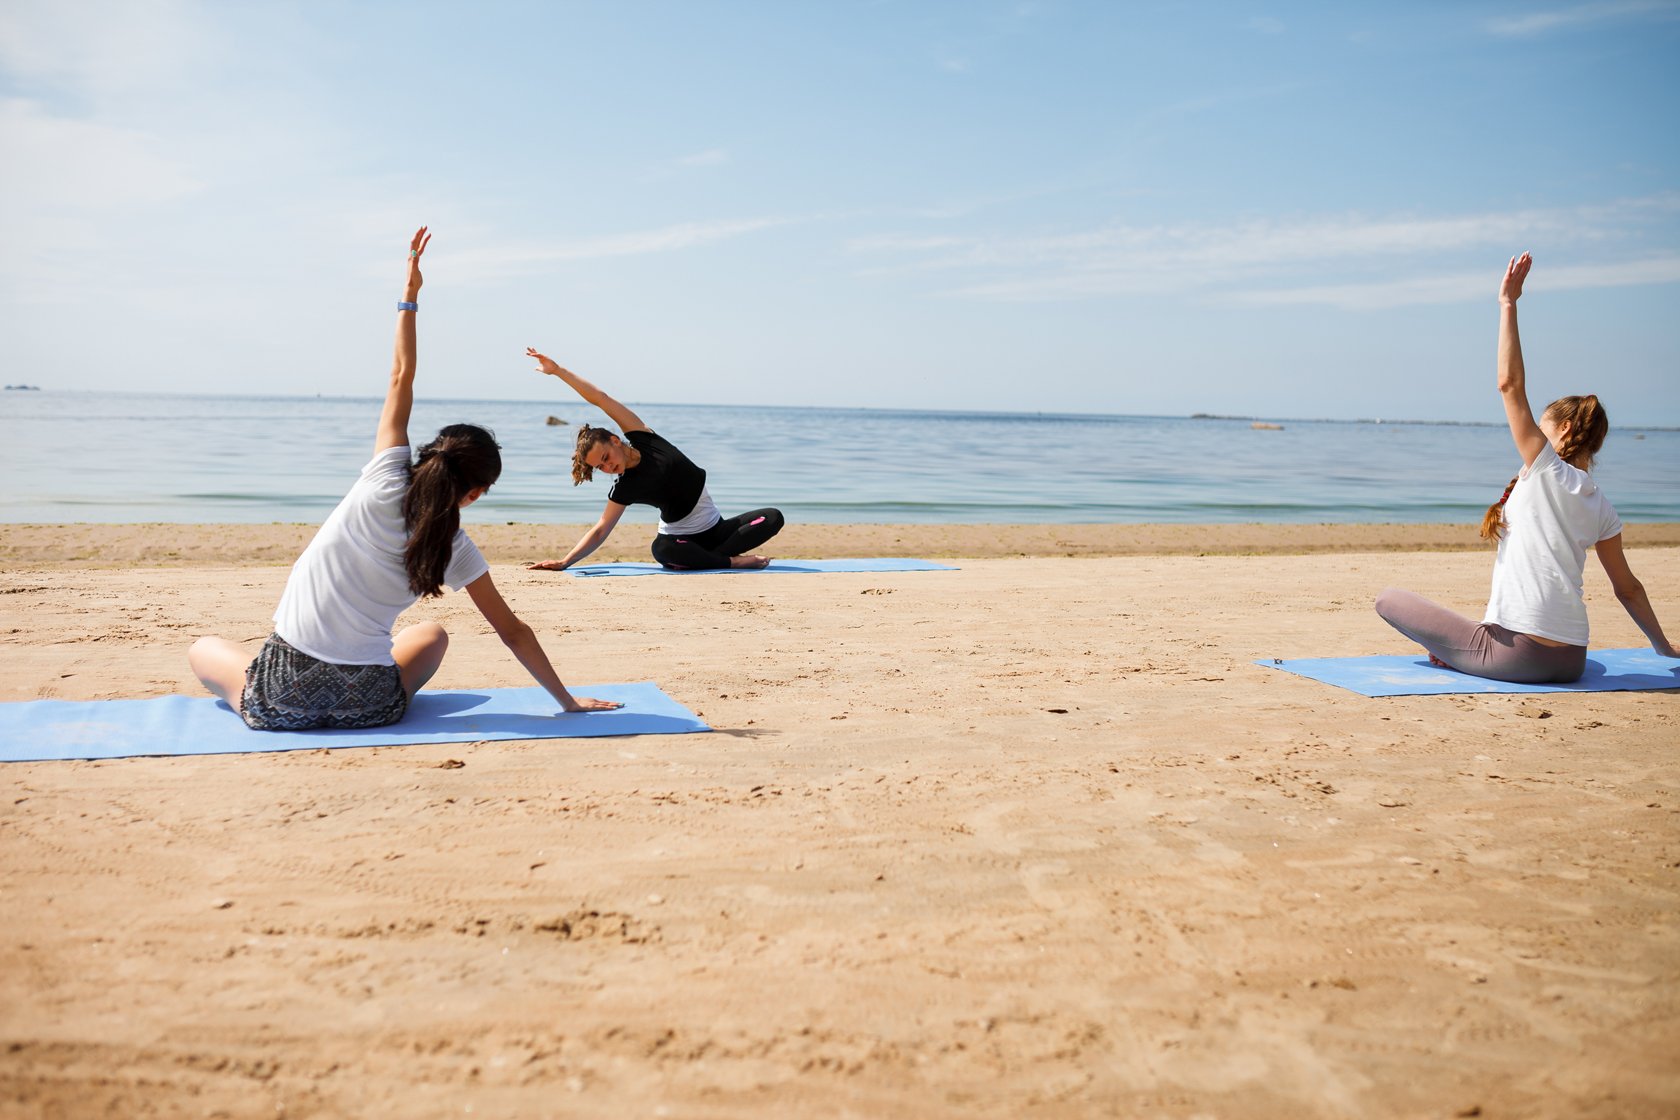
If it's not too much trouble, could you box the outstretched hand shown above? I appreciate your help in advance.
[405,226,431,295]
[526,559,567,571]
[566,696,623,712]
[527,347,565,377]
[1499,251,1531,305]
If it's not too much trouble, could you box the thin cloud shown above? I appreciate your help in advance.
[846,197,1680,305]
[1238,256,1680,309]
[444,216,795,282]
[0,0,211,102]
[1135,79,1318,127]
[675,148,728,168]
[847,234,972,254]
[0,97,203,209]
[1230,270,1489,310]
[927,2,1045,76]
[854,210,1564,275]
[641,147,730,182]
[1484,0,1680,36]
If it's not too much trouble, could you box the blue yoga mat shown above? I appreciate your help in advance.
[1261,647,1680,697]
[0,682,709,763]
[566,558,958,578]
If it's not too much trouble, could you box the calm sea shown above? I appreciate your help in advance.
[2,391,1676,525]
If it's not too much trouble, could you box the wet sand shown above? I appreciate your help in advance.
[5,519,1680,568]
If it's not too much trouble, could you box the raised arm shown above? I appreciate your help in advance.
[528,501,628,571]
[376,227,431,453]
[527,348,647,433]
[1496,252,1549,468]
[464,572,621,711]
[1594,535,1679,658]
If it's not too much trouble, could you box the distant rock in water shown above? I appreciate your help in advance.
[545,415,568,426]
[4,384,41,391]
[1251,421,1284,431]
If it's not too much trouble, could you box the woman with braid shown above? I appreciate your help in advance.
[525,349,784,572]
[188,228,618,728]
[1374,252,1677,682]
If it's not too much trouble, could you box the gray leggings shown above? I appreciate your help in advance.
[1374,588,1586,684]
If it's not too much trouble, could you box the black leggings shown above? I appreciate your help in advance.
[651,508,785,570]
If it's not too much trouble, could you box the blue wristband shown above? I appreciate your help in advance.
[397,300,418,312]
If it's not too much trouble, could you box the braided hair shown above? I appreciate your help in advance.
[403,424,502,597]
[1546,394,1608,467]
[1478,475,1521,543]
[1480,395,1608,543]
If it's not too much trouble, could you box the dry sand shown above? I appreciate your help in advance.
[2,523,1677,1118]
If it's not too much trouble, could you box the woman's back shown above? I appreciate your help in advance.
[273,446,487,665]
[1484,443,1623,647]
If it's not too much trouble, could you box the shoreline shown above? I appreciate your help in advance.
[6,521,1680,568]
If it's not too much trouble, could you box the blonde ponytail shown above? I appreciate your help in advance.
[1480,475,1519,543]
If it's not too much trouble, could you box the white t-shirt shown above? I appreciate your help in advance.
[273,446,489,665]
[1482,443,1622,646]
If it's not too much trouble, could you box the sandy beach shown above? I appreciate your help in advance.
[2,523,1677,1119]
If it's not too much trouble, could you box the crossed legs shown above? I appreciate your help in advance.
[188,622,451,713]
[1373,588,1586,684]
[651,508,785,570]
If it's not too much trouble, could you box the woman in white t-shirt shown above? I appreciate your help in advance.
[187,228,619,729]
[1375,252,1677,682]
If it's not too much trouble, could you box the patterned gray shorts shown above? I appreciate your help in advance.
[240,634,409,732]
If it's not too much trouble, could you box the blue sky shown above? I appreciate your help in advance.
[2,0,1677,422]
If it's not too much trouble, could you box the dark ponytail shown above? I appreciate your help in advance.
[403,424,502,597]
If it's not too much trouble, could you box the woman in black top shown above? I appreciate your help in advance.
[525,348,784,571]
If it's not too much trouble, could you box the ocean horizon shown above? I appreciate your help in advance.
[4,389,1678,525]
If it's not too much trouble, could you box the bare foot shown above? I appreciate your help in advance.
[731,554,771,570]
[1428,654,1449,668]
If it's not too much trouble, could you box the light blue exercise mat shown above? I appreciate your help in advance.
[1260,648,1680,697]
[565,558,959,578]
[0,682,709,763]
